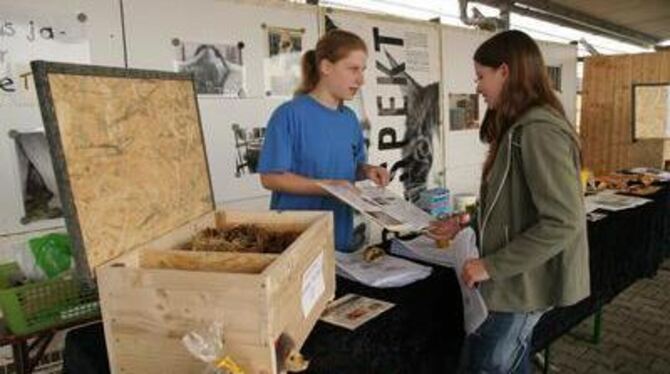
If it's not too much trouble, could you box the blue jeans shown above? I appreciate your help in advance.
[458,311,544,374]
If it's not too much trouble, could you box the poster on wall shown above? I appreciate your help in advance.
[198,99,280,205]
[231,123,265,177]
[0,14,90,107]
[263,26,303,97]
[449,93,479,131]
[174,41,247,97]
[323,12,443,204]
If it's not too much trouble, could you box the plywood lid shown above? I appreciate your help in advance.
[32,61,215,280]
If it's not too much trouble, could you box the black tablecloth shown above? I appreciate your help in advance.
[303,266,464,373]
[63,185,669,373]
[532,184,670,351]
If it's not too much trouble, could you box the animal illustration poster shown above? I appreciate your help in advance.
[324,12,443,203]
[264,26,303,97]
[449,93,480,131]
[175,41,246,97]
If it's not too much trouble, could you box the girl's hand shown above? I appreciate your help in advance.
[364,165,390,187]
[462,259,490,288]
[427,216,461,241]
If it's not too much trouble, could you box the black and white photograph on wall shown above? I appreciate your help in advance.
[11,131,63,223]
[175,41,246,97]
[325,14,442,203]
[449,93,480,131]
[232,123,265,177]
[264,26,303,96]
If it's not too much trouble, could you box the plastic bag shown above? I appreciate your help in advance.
[3,232,74,283]
[182,322,244,374]
[28,233,73,278]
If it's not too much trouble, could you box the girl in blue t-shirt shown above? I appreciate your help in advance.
[257,30,389,252]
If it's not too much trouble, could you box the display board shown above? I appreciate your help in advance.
[121,0,320,205]
[0,0,124,235]
[441,25,577,196]
[322,8,444,203]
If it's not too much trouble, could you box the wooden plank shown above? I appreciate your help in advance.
[140,249,278,274]
[134,212,216,251]
[265,215,336,349]
[96,212,216,273]
[581,52,670,174]
[98,265,271,373]
[43,69,214,274]
[613,55,631,170]
[112,331,274,374]
[218,210,328,232]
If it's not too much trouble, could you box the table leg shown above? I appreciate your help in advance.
[11,341,29,374]
[543,346,551,374]
[592,308,602,344]
[9,333,55,374]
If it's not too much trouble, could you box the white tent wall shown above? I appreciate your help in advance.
[441,24,577,197]
[0,0,577,234]
[121,0,320,210]
[0,0,125,236]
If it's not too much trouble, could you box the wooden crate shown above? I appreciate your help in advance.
[31,61,335,373]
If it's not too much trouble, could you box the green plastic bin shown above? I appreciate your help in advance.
[0,262,100,336]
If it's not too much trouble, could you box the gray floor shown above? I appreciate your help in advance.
[534,258,670,374]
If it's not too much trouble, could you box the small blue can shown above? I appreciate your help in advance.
[418,188,451,218]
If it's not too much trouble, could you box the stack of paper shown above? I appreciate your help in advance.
[335,250,432,288]
[585,190,652,212]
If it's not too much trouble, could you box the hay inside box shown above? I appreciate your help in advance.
[32,61,335,373]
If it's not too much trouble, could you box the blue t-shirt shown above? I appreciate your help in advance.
[258,95,366,252]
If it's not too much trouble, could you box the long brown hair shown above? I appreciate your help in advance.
[295,29,367,95]
[475,30,574,178]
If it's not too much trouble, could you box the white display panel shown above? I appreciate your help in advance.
[121,0,320,204]
[441,25,577,197]
[323,8,445,203]
[0,0,124,235]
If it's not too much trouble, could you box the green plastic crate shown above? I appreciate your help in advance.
[0,262,100,336]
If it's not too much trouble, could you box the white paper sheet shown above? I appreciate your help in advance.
[391,228,488,334]
[320,294,395,330]
[319,181,434,232]
[335,250,432,288]
[301,252,325,318]
[585,190,652,212]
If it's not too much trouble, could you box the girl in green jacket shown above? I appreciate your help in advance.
[431,30,590,374]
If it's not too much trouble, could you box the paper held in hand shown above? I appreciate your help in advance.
[318,181,434,232]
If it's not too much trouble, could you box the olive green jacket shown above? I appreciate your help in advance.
[477,106,590,312]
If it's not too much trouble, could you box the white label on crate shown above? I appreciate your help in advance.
[301,251,325,318]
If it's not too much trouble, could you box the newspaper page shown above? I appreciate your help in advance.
[320,294,395,330]
[319,181,434,232]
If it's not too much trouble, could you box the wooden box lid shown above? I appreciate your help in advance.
[32,61,215,280]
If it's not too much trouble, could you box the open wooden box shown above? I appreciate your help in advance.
[31,61,335,373]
